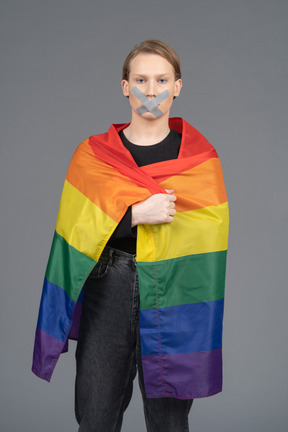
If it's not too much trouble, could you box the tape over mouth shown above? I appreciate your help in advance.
[131,87,170,118]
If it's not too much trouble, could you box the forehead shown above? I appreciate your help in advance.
[129,53,174,76]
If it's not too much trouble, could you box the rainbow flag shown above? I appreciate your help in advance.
[32,118,229,399]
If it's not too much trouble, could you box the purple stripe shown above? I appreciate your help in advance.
[32,327,66,382]
[141,348,222,399]
[68,301,82,340]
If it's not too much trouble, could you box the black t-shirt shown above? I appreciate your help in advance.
[107,128,182,254]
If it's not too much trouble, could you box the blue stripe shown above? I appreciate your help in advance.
[37,278,75,342]
[139,299,224,356]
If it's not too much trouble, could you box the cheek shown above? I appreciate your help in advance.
[162,94,174,108]
[129,94,139,106]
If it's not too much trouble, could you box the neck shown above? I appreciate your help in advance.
[123,112,170,146]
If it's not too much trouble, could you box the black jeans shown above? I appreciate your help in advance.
[75,246,193,432]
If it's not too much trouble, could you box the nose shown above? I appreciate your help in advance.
[146,80,156,98]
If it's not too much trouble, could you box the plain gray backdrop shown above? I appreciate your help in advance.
[1,0,287,431]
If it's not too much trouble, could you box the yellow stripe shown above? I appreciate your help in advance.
[136,202,229,262]
[56,180,117,261]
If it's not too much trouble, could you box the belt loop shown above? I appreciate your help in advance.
[108,248,114,266]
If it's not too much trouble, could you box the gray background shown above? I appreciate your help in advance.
[1,0,287,431]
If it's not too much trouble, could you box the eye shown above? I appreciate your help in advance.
[136,78,145,84]
[159,79,167,84]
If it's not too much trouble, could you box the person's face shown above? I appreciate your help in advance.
[121,54,182,120]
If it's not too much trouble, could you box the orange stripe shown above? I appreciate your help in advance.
[66,139,151,220]
[140,148,218,183]
[159,158,227,212]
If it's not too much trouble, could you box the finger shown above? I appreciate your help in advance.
[168,194,177,202]
[165,189,174,194]
[166,215,174,223]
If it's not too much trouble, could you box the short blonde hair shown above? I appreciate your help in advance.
[122,39,181,81]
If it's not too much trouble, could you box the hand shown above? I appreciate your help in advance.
[131,189,176,226]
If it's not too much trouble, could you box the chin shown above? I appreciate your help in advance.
[139,112,164,120]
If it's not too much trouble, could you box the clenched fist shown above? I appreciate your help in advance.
[131,189,176,226]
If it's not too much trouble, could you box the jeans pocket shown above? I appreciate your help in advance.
[88,260,110,279]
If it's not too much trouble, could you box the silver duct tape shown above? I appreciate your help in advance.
[131,87,169,118]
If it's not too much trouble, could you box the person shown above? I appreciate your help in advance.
[32,40,229,432]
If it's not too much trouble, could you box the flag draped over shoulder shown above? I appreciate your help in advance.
[32,117,229,399]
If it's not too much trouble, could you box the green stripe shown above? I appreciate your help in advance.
[45,231,96,302]
[137,250,227,310]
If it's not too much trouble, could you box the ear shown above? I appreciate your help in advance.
[121,80,129,97]
[173,79,182,98]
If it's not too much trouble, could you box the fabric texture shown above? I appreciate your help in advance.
[75,245,193,431]
[108,128,181,253]
[32,117,229,399]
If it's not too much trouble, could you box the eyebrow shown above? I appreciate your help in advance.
[131,73,171,78]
